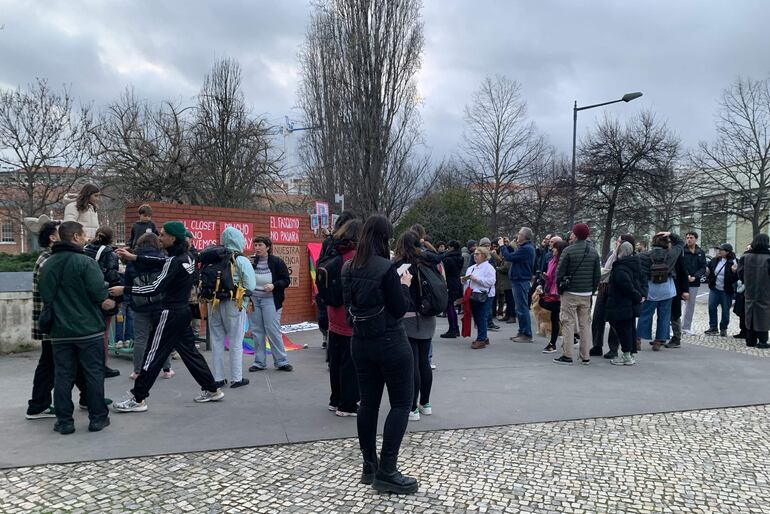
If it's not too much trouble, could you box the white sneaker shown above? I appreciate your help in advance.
[194,388,225,403]
[684,329,694,336]
[114,340,124,349]
[430,363,437,370]
[418,403,432,415]
[114,394,148,413]
[409,409,420,421]
[335,409,357,417]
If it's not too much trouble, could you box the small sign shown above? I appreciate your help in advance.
[315,202,329,216]
[270,216,301,244]
[331,214,339,229]
[320,213,329,229]
[181,219,218,250]
[273,245,301,288]
[310,214,320,231]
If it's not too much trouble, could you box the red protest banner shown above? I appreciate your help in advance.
[181,219,218,250]
[269,216,301,244]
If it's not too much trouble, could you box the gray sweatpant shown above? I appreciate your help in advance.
[133,310,171,374]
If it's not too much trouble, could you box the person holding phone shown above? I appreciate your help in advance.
[465,246,496,349]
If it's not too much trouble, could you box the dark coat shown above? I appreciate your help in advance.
[84,242,121,287]
[707,256,738,294]
[556,240,602,294]
[682,245,707,285]
[605,255,644,321]
[441,249,464,298]
[740,249,770,331]
[252,254,291,310]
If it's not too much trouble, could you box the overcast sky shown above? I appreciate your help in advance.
[1,0,768,170]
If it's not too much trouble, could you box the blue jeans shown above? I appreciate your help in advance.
[636,298,672,340]
[486,296,495,326]
[512,280,532,337]
[708,289,732,330]
[247,296,289,368]
[470,297,489,341]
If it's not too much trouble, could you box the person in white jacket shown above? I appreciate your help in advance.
[465,246,496,349]
[63,184,100,241]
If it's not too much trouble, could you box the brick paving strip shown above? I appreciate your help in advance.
[2,404,769,513]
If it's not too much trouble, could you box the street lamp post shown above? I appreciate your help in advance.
[569,91,643,228]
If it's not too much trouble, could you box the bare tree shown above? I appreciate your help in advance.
[694,76,770,236]
[579,111,680,257]
[0,79,95,224]
[95,88,200,204]
[298,0,426,220]
[461,75,544,234]
[193,58,285,208]
[505,150,570,240]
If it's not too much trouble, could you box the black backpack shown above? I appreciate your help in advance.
[316,247,344,307]
[416,264,448,317]
[650,253,669,284]
[132,271,163,311]
[198,245,240,301]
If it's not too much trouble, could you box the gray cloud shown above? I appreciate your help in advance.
[1,0,768,165]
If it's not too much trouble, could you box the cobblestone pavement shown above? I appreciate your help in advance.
[2,405,770,513]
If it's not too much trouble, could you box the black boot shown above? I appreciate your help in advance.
[372,453,418,494]
[439,329,459,339]
[360,452,379,485]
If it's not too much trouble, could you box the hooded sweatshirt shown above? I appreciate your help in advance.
[221,227,257,299]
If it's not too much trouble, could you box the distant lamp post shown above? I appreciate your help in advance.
[569,91,643,227]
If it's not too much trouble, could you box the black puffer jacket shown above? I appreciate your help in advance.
[605,255,644,321]
[84,243,121,287]
[342,255,409,334]
[442,250,464,298]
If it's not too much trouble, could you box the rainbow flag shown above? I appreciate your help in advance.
[307,242,323,297]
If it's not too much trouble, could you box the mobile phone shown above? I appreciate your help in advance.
[397,263,411,276]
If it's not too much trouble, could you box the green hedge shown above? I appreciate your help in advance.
[0,251,41,272]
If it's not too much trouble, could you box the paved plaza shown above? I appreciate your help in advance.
[1,295,769,512]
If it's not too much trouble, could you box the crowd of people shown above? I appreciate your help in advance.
[22,182,770,496]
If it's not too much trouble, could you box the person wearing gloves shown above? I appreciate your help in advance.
[465,246,496,349]
[209,227,256,388]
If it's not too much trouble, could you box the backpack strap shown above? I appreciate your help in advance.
[95,245,107,263]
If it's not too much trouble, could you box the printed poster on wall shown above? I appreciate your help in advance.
[270,216,301,244]
[181,219,218,250]
[273,245,301,288]
[221,221,254,252]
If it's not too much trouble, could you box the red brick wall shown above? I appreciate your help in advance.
[125,202,324,324]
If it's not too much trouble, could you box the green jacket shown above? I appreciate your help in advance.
[39,241,108,342]
[556,240,601,294]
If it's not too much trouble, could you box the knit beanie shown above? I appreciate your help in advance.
[572,223,590,241]
[163,221,187,241]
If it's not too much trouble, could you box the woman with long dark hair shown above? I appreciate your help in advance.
[64,184,101,240]
[342,214,417,494]
[393,230,435,421]
[327,218,363,416]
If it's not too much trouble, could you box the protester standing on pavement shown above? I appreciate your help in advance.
[247,235,293,372]
[539,241,567,354]
[681,231,707,335]
[110,221,225,412]
[439,240,464,338]
[705,243,738,336]
[393,230,435,421]
[465,246,496,349]
[341,214,418,494]
[499,228,536,342]
[605,242,644,366]
[63,184,100,241]
[740,234,770,349]
[327,219,362,417]
[123,233,173,380]
[26,221,90,420]
[39,221,114,434]
[209,227,256,388]
[553,223,601,365]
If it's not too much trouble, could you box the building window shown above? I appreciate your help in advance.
[1,219,14,243]
[115,222,126,246]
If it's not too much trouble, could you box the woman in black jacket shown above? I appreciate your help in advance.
[342,214,417,494]
[247,235,293,372]
[440,240,464,338]
[84,225,122,377]
[705,243,738,336]
[605,242,643,366]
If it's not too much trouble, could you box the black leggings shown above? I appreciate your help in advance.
[539,298,561,345]
[609,318,636,353]
[409,337,433,410]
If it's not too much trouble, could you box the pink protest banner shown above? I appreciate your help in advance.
[269,216,301,244]
[221,221,254,252]
[181,219,218,250]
